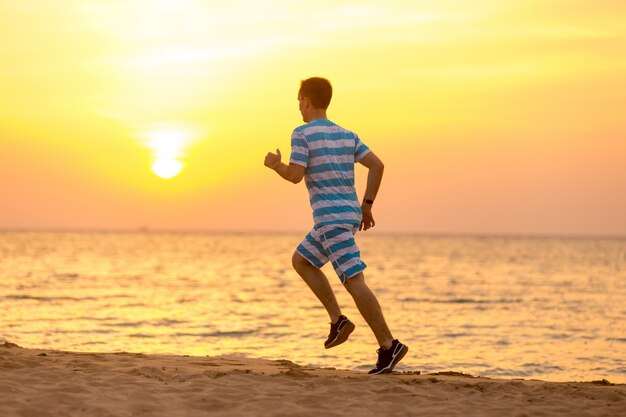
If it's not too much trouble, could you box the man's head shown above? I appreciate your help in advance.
[298,77,332,122]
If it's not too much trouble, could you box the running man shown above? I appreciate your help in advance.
[264,77,408,374]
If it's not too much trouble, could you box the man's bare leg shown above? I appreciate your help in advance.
[292,251,342,323]
[343,272,394,349]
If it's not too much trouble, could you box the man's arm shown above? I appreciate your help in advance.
[358,152,385,231]
[264,149,305,184]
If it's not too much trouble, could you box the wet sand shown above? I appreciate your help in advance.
[1,341,624,417]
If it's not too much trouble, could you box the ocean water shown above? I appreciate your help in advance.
[1,231,625,383]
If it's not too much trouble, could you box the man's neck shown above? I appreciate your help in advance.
[307,109,327,122]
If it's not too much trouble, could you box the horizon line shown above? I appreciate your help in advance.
[1,226,624,240]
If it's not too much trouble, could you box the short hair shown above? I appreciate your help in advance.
[299,77,332,109]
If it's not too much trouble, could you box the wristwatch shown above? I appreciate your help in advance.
[363,199,374,205]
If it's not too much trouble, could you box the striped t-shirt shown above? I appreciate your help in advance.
[289,118,371,228]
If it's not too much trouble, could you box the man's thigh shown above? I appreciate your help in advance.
[295,228,328,269]
[318,224,367,283]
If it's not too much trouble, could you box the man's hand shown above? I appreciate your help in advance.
[360,204,375,231]
[264,148,305,184]
[264,148,281,170]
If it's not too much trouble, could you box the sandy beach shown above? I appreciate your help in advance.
[1,341,624,417]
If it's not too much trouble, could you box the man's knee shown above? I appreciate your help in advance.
[343,272,365,294]
[292,251,313,272]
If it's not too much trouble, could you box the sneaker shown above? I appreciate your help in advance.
[324,315,355,349]
[368,339,409,374]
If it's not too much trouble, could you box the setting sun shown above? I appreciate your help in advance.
[151,158,183,179]
[138,126,198,179]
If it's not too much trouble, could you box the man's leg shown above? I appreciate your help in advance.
[292,251,342,323]
[343,272,394,349]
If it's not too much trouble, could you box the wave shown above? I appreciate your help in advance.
[1,294,99,302]
[398,297,523,304]
[173,330,256,338]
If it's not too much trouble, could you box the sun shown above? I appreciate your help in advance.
[138,125,198,179]
[152,158,184,179]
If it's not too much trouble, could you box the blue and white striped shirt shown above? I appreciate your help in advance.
[289,118,371,228]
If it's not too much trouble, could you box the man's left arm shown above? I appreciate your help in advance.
[264,149,305,184]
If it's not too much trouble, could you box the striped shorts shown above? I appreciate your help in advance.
[296,223,367,284]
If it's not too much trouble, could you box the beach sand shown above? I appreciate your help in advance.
[1,341,624,417]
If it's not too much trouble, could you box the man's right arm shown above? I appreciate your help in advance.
[358,152,384,231]
[264,149,305,184]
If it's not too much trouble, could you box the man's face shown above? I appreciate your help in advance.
[298,93,308,122]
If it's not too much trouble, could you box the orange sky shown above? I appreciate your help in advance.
[1,1,625,235]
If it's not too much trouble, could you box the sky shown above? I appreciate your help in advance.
[1,0,625,236]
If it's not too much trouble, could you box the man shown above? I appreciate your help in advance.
[264,77,408,374]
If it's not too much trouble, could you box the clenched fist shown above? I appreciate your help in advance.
[264,148,282,169]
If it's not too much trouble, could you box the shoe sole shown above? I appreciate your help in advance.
[369,344,409,374]
[324,321,355,349]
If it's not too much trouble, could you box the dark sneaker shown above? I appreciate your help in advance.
[368,339,409,374]
[324,315,355,349]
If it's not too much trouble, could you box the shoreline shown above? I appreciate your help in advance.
[1,341,624,417]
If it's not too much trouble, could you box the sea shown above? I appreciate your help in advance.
[1,230,625,383]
